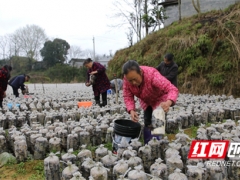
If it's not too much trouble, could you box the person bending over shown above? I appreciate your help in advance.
[9,74,30,97]
[122,60,179,144]
[110,78,123,95]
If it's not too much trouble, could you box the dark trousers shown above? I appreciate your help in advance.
[144,106,153,126]
[94,91,107,106]
[12,87,19,97]
[143,106,161,144]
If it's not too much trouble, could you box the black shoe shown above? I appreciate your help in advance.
[101,101,107,107]
[96,100,101,106]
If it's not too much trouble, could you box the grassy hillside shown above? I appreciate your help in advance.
[107,3,240,97]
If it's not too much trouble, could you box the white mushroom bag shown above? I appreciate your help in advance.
[151,106,166,135]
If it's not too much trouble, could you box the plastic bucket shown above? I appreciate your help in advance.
[107,89,112,94]
[113,119,141,152]
[114,119,141,138]
[78,101,93,108]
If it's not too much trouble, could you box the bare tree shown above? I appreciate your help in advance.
[0,35,9,59]
[68,45,84,62]
[83,49,94,59]
[11,24,48,60]
[143,0,148,35]
[192,0,201,15]
[135,0,143,41]
[8,34,21,57]
[82,49,100,61]
[126,28,134,47]
[111,0,143,41]
[150,0,167,30]
[111,0,166,42]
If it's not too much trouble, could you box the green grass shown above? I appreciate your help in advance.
[190,126,198,138]
[206,122,212,127]
[12,173,17,178]
[104,142,113,151]
[139,136,144,145]
[28,162,45,180]
[72,150,79,156]
[222,119,227,123]
[17,162,26,175]
[86,145,98,153]
[5,158,17,166]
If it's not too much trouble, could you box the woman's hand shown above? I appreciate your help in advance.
[85,82,91,87]
[22,90,26,95]
[3,91,6,98]
[160,100,173,113]
[130,110,139,122]
[89,71,97,75]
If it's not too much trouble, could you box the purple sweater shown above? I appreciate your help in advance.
[87,62,110,96]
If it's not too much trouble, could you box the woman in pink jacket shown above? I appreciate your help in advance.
[122,60,179,144]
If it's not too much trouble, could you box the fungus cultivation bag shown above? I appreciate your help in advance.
[81,158,96,179]
[128,165,147,180]
[77,145,92,165]
[168,168,187,180]
[0,152,16,167]
[113,159,129,179]
[90,162,108,180]
[44,153,61,180]
[62,161,79,180]
[151,107,165,135]
[70,171,86,180]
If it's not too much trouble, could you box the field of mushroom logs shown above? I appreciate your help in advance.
[0,84,240,180]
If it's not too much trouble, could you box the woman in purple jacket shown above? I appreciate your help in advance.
[84,58,110,107]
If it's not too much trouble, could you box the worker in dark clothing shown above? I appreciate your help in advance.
[0,65,12,107]
[9,74,30,97]
[156,53,178,87]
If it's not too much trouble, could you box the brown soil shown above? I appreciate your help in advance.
[0,160,43,180]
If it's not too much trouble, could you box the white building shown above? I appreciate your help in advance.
[97,56,112,67]
[69,58,86,68]
[69,56,112,68]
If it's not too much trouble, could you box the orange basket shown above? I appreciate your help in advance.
[78,101,93,108]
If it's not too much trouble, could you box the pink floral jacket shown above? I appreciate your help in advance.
[123,66,179,112]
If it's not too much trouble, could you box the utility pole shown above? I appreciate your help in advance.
[178,0,181,21]
[93,36,95,61]
[113,73,119,104]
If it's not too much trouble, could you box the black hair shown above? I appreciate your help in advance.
[4,65,12,71]
[165,53,174,62]
[25,75,30,79]
[83,58,93,66]
[122,60,141,75]
[3,65,12,79]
